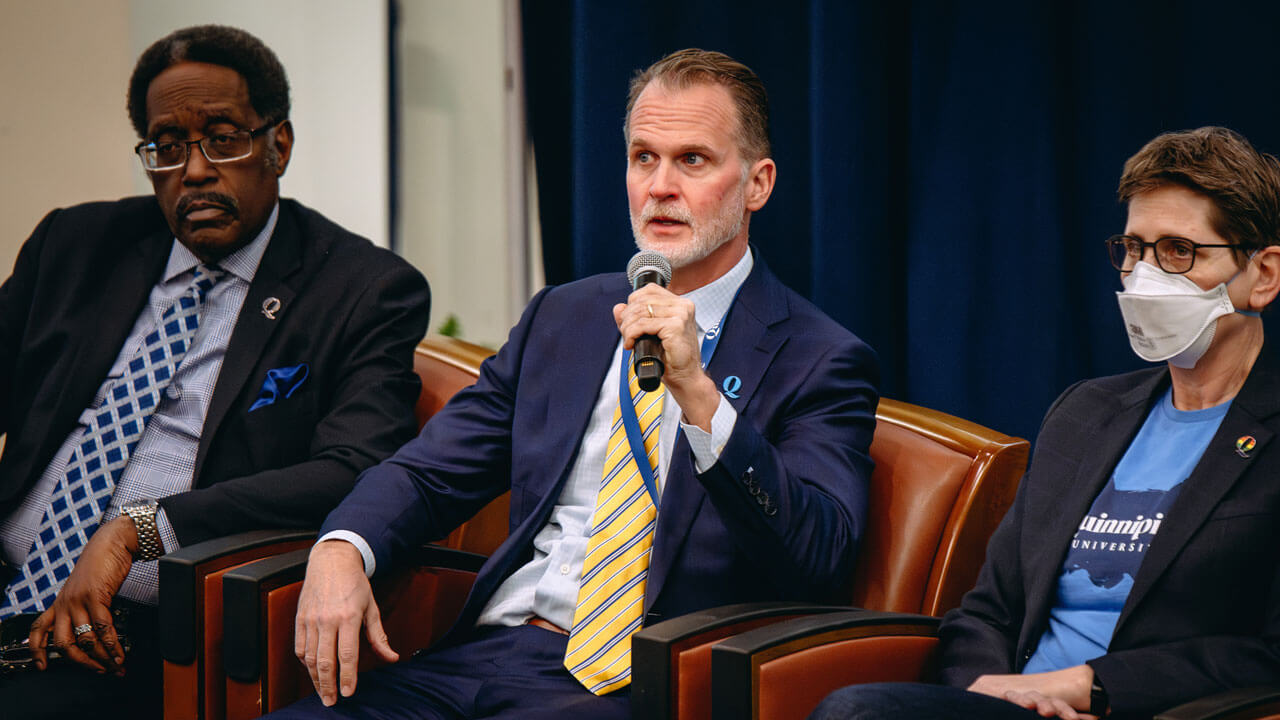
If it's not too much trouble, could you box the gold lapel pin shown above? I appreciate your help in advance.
[1236,435,1257,458]
[262,297,282,320]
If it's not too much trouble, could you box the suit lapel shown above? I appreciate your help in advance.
[1113,352,1280,638]
[67,227,171,407]
[193,207,303,482]
[1021,371,1165,640]
[645,259,790,609]
[526,275,630,505]
[36,226,171,481]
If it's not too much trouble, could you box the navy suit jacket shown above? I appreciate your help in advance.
[939,349,1280,718]
[0,196,430,547]
[322,256,878,635]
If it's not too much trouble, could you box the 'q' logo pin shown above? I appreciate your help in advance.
[1236,435,1257,458]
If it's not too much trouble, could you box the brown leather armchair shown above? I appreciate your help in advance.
[628,398,1029,720]
[208,396,1026,719]
[709,608,942,720]
[706,612,1280,720]
[158,336,499,720]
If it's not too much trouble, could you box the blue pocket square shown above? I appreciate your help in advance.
[249,363,309,412]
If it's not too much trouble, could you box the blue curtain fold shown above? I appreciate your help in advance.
[522,0,1280,441]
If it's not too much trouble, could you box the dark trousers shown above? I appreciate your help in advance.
[266,624,631,719]
[808,682,1050,720]
[0,599,162,720]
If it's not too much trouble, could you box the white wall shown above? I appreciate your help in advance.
[0,0,136,273]
[0,1,533,351]
[397,0,532,346]
[0,0,390,283]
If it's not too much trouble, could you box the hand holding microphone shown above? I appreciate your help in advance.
[615,250,722,431]
[626,251,673,391]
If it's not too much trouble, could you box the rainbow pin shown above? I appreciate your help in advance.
[1236,435,1257,458]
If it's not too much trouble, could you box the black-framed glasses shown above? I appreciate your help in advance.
[1105,234,1245,274]
[135,122,277,171]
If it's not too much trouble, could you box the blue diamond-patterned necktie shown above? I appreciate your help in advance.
[0,265,223,617]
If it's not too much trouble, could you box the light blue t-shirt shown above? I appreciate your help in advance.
[1023,388,1230,674]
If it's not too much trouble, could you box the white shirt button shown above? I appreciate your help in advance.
[560,564,570,575]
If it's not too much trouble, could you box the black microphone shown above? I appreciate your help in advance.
[626,250,673,392]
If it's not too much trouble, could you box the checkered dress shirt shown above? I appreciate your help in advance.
[0,205,276,605]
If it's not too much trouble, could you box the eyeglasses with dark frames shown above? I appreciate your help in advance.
[1105,234,1246,275]
[134,122,278,172]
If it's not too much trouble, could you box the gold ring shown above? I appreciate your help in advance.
[647,304,655,318]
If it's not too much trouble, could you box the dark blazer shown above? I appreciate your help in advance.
[0,196,430,547]
[939,349,1280,718]
[322,256,879,634]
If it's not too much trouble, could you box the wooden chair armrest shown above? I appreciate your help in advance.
[159,529,316,664]
[220,544,488,718]
[1154,686,1280,720]
[630,602,849,720]
[710,609,941,720]
[222,548,312,683]
[157,529,315,720]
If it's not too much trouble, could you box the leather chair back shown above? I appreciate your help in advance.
[851,397,1027,616]
[630,397,1028,720]
[413,337,509,556]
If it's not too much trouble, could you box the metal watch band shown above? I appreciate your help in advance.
[122,500,163,562]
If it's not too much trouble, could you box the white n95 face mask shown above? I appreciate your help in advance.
[1115,261,1255,368]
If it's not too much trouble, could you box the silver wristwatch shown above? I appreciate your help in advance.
[121,499,164,562]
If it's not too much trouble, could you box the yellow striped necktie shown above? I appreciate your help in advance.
[564,359,663,695]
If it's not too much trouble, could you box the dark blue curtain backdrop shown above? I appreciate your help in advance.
[521,0,1280,442]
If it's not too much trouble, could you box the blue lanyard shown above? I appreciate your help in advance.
[618,298,736,507]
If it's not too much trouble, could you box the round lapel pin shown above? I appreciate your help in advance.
[1236,435,1257,458]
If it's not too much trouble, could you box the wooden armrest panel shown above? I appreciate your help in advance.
[159,529,316,664]
[159,529,314,720]
[631,602,848,720]
[222,548,312,683]
[221,545,488,718]
[711,610,940,720]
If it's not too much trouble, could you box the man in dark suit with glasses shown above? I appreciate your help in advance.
[0,24,430,719]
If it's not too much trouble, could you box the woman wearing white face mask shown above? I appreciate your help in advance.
[812,128,1280,720]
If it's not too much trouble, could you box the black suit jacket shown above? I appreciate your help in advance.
[939,349,1280,718]
[0,196,430,547]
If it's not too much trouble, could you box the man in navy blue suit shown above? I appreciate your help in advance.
[275,48,879,719]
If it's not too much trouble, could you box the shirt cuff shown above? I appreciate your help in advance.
[682,395,738,473]
[155,507,179,554]
[318,530,377,577]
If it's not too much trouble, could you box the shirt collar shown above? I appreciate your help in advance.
[682,246,754,333]
[160,202,279,285]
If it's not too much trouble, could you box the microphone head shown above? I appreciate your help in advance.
[627,250,672,289]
